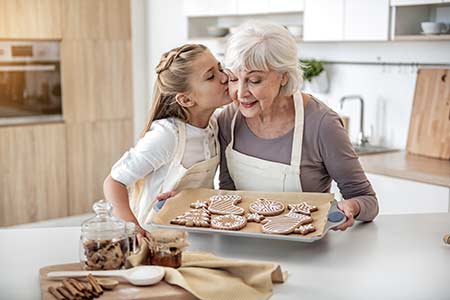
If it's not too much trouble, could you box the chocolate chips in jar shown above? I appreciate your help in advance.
[80,200,129,270]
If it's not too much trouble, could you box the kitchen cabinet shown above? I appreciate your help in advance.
[304,0,390,41]
[0,0,62,39]
[61,39,133,123]
[366,173,449,214]
[268,0,305,13]
[304,0,344,41]
[390,0,443,5]
[62,0,131,40]
[344,0,390,41]
[66,120,133,215]
[0,123,68,226]
[183,0,304,16]
[183,0,237,16]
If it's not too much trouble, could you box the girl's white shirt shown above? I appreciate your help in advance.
[110,117,217,216]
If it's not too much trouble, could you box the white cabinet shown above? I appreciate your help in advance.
[344,0,390,41]
[390,0,443,6]
[304,0,390,41]
[366,173,449,215]
[268,0,305,13]
[183,0,304,16]
[183,0,237,16]
[304,0,344,41]
[237,0,269,15]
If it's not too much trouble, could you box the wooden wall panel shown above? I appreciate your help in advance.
[0,123,68,226]
[61,39,133,123]
[62,0,131,40]
[0,0,62,39]
[66,120,133,215]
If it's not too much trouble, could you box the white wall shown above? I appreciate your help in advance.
[300,41,450,148]
[133,0,450,148]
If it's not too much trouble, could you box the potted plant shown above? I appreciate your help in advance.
[300,59,329,93]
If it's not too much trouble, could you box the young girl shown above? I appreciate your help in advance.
[103,44,230,235]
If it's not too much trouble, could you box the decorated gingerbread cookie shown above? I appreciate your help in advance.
[294,224,316,235]
[261,211,313,235]
[246,212,265,223]
[249,198,285,216]
[208,194,245,215]
[190,200,209,209]
[288,202,318,216]
[211,214,247,231]
[170,208,211,227]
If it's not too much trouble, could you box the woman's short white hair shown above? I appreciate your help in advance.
[224,21,303,96]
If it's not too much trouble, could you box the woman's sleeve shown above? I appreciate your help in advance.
[318,111,379,221]
[218,105,237,190]
[110,120,177,186]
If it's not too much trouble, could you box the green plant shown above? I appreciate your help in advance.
[300,59,324,82]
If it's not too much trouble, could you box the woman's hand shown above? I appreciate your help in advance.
[156,191,177,202]
[333,199,361,231]
[136,225,153,246]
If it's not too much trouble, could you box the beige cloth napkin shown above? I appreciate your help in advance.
[164,252,286,300]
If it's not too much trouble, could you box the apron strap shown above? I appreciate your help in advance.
[290,91,304,169]
[173,118,187,163]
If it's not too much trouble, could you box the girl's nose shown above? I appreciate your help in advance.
[220,70,228,84]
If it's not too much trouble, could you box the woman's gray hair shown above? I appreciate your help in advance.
[224,21,303,96]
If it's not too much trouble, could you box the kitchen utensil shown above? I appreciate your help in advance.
[47,265,165,286]
[406,68,450,160]
[150,188,345,243]
[420,22,449,34]
[206,26,229,37]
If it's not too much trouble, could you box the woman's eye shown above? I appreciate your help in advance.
[207,75,214,80]
[229,78,238,82]
[249,79,261,84]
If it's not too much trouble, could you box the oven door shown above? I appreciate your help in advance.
[0,62,62,124]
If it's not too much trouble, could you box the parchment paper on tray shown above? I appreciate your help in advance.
[151,188,335,239]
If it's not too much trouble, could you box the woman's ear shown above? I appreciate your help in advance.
[281,73,288,87]
[175,93,195,108]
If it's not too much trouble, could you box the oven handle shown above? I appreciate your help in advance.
[0,65,56,72]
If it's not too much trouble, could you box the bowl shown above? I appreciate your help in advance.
[206,26,229,38]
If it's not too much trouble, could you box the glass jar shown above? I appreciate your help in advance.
[80,200,129,270]
[126,222,139,254]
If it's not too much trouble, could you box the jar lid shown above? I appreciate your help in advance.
[81,200,126,240]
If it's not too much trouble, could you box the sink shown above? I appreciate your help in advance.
[353,144,399,155]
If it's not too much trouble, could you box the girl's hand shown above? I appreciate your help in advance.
[136,225,153,246]
[333,199,360,231]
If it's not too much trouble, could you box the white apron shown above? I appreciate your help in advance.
[225,91,305,192]
[139,118,220,224]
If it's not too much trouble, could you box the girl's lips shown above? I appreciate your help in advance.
[240,101,257,109]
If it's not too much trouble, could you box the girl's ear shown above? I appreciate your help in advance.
[175,93,195,108]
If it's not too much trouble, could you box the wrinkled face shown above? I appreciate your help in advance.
[227,68,286,118]
[188,51,231,110]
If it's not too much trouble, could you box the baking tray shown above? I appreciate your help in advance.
[149,188,346,243]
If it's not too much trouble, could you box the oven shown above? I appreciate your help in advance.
[0,41,62,126]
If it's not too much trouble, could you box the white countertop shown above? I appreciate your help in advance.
[1,213,449,300]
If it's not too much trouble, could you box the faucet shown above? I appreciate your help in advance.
[340,95,369,146]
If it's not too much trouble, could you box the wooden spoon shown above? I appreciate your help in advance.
[97,278,119,290]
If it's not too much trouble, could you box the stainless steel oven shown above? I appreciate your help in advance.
[0,41,62,126]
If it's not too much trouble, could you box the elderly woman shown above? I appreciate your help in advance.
[218,22,378,230]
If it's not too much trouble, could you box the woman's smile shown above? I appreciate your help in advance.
[239,100,258,109]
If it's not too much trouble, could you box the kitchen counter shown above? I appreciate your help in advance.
[359,151,450,187]
[1,213,449,299]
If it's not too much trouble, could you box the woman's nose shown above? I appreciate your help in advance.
[237,82,249,99]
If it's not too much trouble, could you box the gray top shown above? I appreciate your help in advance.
[218,96,378,221]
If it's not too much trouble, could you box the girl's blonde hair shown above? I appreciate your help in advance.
[133,44,208,207]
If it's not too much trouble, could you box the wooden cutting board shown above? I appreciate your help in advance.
[39,263,197,300]
[406,68,450,160]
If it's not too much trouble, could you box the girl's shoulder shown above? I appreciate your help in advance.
[138,118,180,146]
